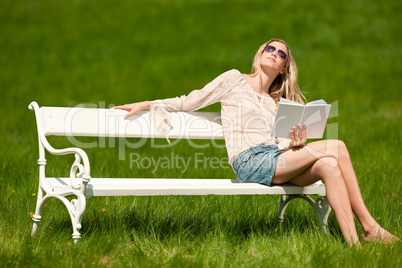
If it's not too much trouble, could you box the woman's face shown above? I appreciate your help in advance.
[260,41,288,74]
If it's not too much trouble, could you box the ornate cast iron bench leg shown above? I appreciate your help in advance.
[31,189,87,243]
[277,194,331,231]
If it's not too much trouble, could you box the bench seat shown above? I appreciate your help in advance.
[48,177,326,197]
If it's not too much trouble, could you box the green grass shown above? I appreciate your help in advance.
[1,0,401,266]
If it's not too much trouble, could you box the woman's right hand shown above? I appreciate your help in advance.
[288,124,306,148]
[112,101,150,119]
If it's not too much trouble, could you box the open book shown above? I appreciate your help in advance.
[271,98,331,139]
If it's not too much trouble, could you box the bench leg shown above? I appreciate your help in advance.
[68,195,86,243]
[277,194,332,230]
[31,186,86,243]
[312,196,331,230]
[52,194,86,243]
[31,187,45,237]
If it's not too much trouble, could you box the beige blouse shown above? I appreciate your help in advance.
[149,69,291,165]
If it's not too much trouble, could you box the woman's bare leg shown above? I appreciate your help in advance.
[272,139,399,244]
[275,153,360,245]
[324,141,398,243]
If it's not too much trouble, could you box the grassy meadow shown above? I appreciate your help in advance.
[1,0,401,266]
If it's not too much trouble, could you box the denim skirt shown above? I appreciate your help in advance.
[232,144,283,186]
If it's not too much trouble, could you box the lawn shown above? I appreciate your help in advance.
[0,0,401,267]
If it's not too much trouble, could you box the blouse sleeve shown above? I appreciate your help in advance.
[149,69,239,142]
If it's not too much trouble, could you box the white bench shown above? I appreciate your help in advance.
[29,101,331,242]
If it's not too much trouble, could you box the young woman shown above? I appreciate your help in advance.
[113,39,399,246]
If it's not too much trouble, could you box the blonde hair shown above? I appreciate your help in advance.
[250,39,306,104]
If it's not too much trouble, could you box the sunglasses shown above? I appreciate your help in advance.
[264,45,287,60]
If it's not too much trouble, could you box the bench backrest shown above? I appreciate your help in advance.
[32,103,224,140]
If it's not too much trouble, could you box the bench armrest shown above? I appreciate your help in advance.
[29,102,91,193]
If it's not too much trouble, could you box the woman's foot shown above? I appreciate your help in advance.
[363,226,400,244]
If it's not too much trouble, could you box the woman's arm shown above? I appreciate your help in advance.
[149,69,238,113]
[113,69,238,118]
[112,101,150,119]
[112,70,238,141]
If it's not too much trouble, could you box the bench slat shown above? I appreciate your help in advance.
[41,107,224,139]
[47,177,326,197]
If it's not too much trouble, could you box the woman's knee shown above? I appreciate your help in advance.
[325,139,349,160]
[315,156,342,179]
[319,156,339,167]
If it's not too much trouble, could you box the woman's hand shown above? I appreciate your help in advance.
[288,124,306,148]
[112,101,150,119]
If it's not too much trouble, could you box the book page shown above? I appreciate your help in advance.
[279,98,304,106]
[271,104,305,139]
[301,104,331,139]
[306,99,327,106]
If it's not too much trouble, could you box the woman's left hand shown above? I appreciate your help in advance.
[288,124,306,148]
